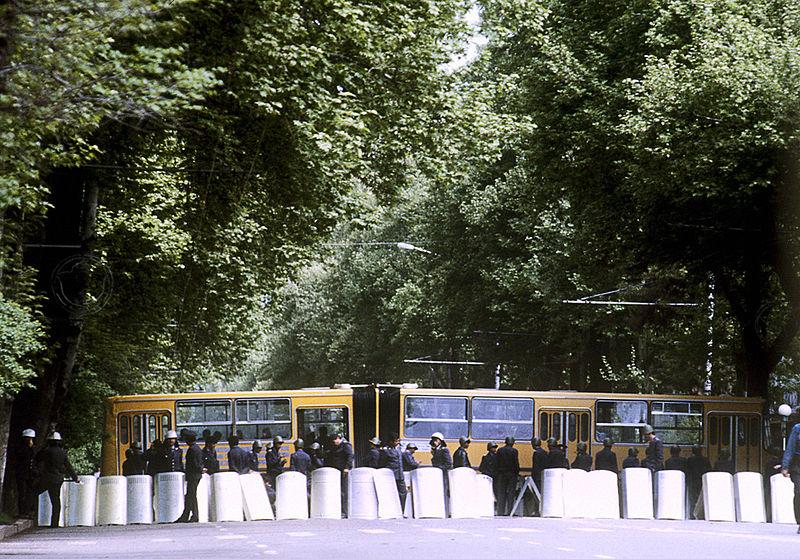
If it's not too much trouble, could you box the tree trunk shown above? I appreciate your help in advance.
[0,398,13,513]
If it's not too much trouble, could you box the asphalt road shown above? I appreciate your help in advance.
[0,516,796,559]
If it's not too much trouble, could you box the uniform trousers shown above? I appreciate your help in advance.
[45,482,63,528]
[495,472,518,516]
[179,475,201,521]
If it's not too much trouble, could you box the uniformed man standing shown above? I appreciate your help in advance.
[122,442,146,476]
[594,439,619,474]
[544,438,569,469]
[16,429,37,518]
[364,437,381,468]
[202,432,220,475]
[781,421,800,532]
[144,439,163,476]
[622,447,640,468]
[453,437,471,468]
[309,442,325,471]
[265,436,286,487]
[381,434,408,509]
[402,443,419,471]
[161,431,184,473]
[36,432,79,528]
[290,439,311,476]
[571,442,592,472]
[249,440,264,472]
[665,445,687,472]
[326,433,354,516]
[479,441,499,508]
[495,437,519,516]
[714,449,735,474]
[175,430,204,523]
[430,432,452,472]
[531,437,547,491]
[227,435,251,474]
[641,425,664,472]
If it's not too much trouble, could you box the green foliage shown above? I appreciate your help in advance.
[0,296,44,398]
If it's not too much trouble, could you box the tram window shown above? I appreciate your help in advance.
[471,397,533,440]
[737,417,747,446]
[148,416,157,442]
[540,412,549,440]
[749,417,760,447]
[132,415,142,445]
[235,398,291,440]
[721,416,731,446]
[553,412,562,440]
[568,413,577,442]
[297,407,347,447]
[595,400,647,443]
[709,416,718,445]
[580,413,589,442]
[161,416,170,439]
[177,400,232,441]
[404,396,468,439]
[651,401,703,444]
[119,415,129,445]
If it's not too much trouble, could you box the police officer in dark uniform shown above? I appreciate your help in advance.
[380,433,408,509]
[290,438,312,476]
[249,440,264,472]
[531,437,547,491]
[402,443,420,471]
[309,442,324,471]
[495,436,519,516]
[145,439,163,476]
[35,432,79,528]
[453,437,471,468]
[545,437,569,469]
[364,437,382,468]
[202,432,221,475]
[161,430,184,473]
[122,442,146,476]
[665,445,687,472]
[430,432,452,472]
[571,442,592,472]
[176,430,204,523]
[714,448,735,474]
[326,433,354,515]
[622,447,640,468]
[227,435,251,474]
[641,424,664,472]
[594,439,619,474]
[479,442,498,478]
[266,436,286,487]
[16,429,37,518]
[781,421,800,532]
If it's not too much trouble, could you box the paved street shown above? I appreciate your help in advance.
[0,517,796,559]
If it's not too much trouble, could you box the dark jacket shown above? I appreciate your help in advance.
[545,448,569,469]
[310,453,325,471]
[380,446,404,480]
[572,453,592,472]
[16,444,37,482]
[144,444,161,476]
[122,449,146,476]
[290,449,311,475]
[265,447,285,477]
[402,450,419,472]
[202,446,220,475]
[161,444,184,473]
[36,444,78,486]
[326,441,355,471]
[185,442,204,480]
[364,447,381,468]
[248,450,261,472]
[622,457,640,469]
[432,445,453,471]
[532,447,548,480]
[496,445,520,475]
[228,446,251,474]
[714,459,735,474]
[594,448,619,474]
[686,454,711,484]
[643,437,664,472]
[665,456,687,473]
[453,447,471,468]
[478,452,497,478]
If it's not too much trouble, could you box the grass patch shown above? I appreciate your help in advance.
[0,512,15,525]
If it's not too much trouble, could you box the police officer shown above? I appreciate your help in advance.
[594,438,619,474]
[266,436,286,487]
[714,448,735,474]
[453,437,471,468]
[479,442,498,478]
[290,438,311,476]
[162,430,184,472]
[309,442,325,471]
[364,437,382,468]
[326,433,354,515]
[144,439,163,476]
[202,432,221,475]
[495,436,519,516]
[227,435,250,474]
[430,432,452,472]
[122,441,146,476]
[545,437,569,469]
[381,433,408,509]
[175,430,204,523]
[402,443,420,471]
[249,440,264,472]
[665,445,687,472]
[16,429,37,518]
[781,420,800,531]
[622,447,640,468]
[531,437,547,491]
[571,442,592,472]
[35,432,79,528]
[641,424,664,472]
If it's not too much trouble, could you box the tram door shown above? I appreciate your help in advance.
[538,408,591,464]
[707,413,761,472]
[117,411,171,471]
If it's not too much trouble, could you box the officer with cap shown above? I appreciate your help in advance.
[227,435,251,474]
[175,430,204,522]
[402,442,419,471]
[544,437,569,469]
[325,433,354,516]
[430,432,452,472]
[479,442,498,479]
[622,447,640,468]
[36,432,79,528]
[265,436,286,487]
[571,442,592,472]
[16,429,37,518]
[290,439,311,476]
[495,436,519,516]
[531,437,547,491]
[453,437,471,468]
[309,442,324,471]
[594,438,619,473]
[249,440,264,472]
[641,424,664,472]
[202,432,221,475]
[160,430,183,472]
[364,437,382,468]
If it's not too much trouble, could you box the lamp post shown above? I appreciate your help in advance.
[778,403,793,451]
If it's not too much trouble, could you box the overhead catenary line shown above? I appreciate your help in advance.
[561,299,700,307]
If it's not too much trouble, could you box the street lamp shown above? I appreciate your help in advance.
[778,404,793,450]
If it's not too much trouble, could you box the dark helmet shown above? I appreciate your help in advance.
[183,430,197,443]
[295,438,305,449]
[504,436,515,446]
[458,436,471,446]
[273,436,284,446]
[603,438,613,448]
[627,447,638,457]
[252,440,263,450]
[487,442,498,450]
[670,445,681,456]
[531,437,542,448]
[577,442,587,453]
[643,424,655,435]
[229,435,240,446]
[547,437,558,447]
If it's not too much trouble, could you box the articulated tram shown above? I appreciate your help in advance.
[101,384,765,476]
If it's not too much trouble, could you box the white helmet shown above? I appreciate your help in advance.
[165,430,178,440]
[431,432,445,441]
[48,432,62,441]
[22,429,35,438]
